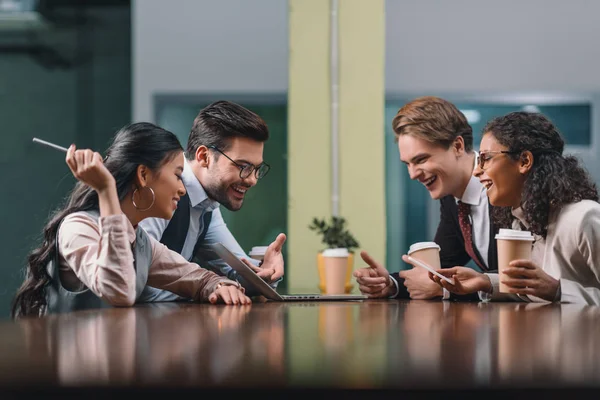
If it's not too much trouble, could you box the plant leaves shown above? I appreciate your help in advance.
[307,215,360,251]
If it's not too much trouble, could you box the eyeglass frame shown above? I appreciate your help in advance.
[477,150,522,170]
[207,145,271,180]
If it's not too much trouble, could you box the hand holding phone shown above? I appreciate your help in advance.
[405,256,455,285]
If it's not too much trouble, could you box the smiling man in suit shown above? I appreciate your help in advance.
[138,100,286,301]
[354,96,497,301]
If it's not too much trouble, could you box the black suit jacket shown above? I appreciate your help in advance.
[391,195,498,300]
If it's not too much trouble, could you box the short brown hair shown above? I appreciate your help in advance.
[392,96,473,151]
[185,100,269,160]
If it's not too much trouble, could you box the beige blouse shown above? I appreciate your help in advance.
[57,212,234,306]
[482,200,600,305]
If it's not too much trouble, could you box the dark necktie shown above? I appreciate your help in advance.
[457,201,485,269]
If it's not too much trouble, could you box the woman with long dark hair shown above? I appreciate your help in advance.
[431,112,600,305]
[12,122,250,318]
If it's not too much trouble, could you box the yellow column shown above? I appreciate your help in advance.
[287,0,386,292]
[288,0,331,292]
[338,0,386,273]
[287,0,386,379]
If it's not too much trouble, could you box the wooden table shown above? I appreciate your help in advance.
[1,299,599,397]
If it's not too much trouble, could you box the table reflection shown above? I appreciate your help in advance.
[17,302,285,387]
[1,300,599,389]
[495,302,600,386]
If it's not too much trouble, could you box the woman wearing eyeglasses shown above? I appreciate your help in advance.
[431,111,600,305]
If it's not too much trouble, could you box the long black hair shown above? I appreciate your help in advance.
[484,112,598,238]
[11,122,183,318]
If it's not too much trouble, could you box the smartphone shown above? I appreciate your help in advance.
[406,256,455,285]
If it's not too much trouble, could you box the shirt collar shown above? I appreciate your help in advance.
[458,176,485,206]
[511,206,530,229]
[182,158,220,211]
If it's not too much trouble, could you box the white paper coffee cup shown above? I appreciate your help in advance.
[495,229,535,242]
[408,242,441,270]
[495,229,534,293]
[249,246,268,261]
[322,248,350,294]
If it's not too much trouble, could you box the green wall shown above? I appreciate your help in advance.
[0,5,131,319]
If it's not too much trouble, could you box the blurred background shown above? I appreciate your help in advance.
[1,0,599,319]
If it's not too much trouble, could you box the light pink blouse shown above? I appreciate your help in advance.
[57,212,232,306]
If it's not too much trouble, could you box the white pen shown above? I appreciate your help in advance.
[32,137,69,153]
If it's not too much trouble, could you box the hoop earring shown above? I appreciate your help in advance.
[132,186,155,211]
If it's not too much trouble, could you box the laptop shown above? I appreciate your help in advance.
[212,242,367,302]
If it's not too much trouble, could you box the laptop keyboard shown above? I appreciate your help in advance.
[283,295,321,300]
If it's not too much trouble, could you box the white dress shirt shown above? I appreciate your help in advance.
[456,175,490,270]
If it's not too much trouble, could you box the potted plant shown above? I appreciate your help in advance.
[309,216,360,293]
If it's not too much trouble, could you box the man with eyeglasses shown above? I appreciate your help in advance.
[354,96,498,301]
[139,100,285,300]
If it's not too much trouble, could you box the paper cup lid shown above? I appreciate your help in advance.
[249,246,268,255]
[322,248,350,257]
[495,228,534,241]
[408,241,440,255]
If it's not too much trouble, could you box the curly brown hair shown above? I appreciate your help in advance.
[484,112,598,238]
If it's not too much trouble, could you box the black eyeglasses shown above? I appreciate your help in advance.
[208,146,271,180]
[477,151,521,170]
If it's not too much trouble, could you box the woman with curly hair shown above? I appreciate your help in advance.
[430,111,600,305]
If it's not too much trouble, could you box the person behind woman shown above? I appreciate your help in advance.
[430,112,600,305]
[11,122,250,318]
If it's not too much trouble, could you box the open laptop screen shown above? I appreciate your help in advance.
[211,242,283,301]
